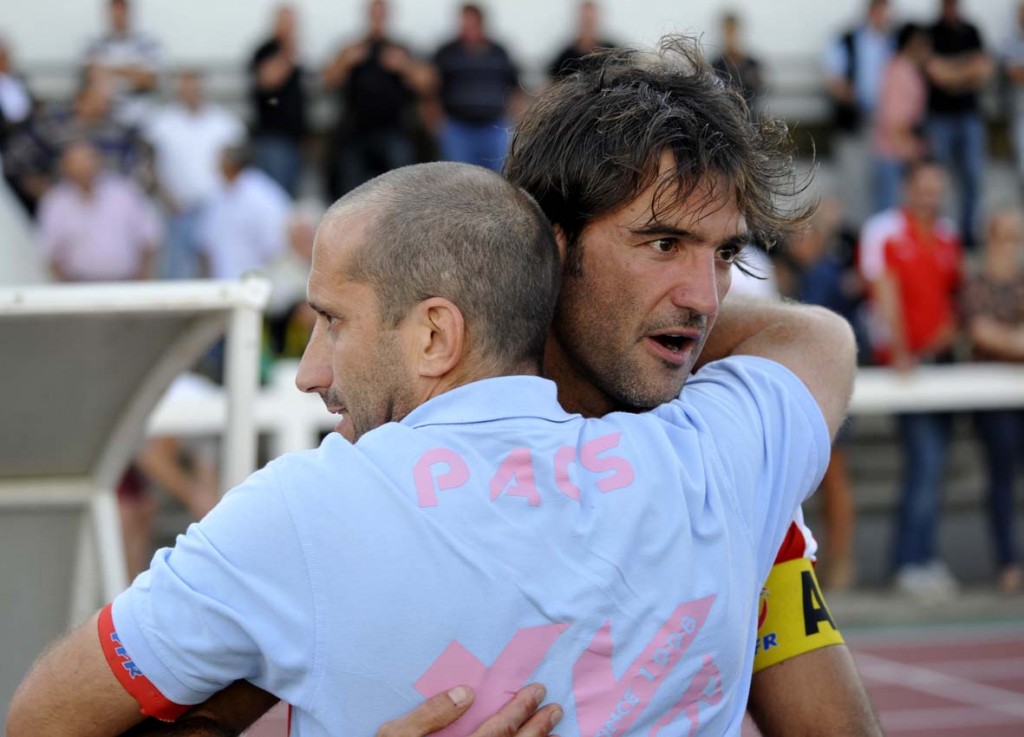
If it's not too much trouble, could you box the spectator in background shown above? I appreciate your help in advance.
[81,0,163,127]
[712,11,765,115]
[3,74,144,215]
[824,0,894,224]
[870,157,962,601]
[873,23,931,213]
[924,0,993,251]
[547,1,617,80]
[0,36,32,156]
[265,202,318,358]
[144,70,245,279]
[249,5,308,197]
[124,374,223,579]
[36,140,161,282]
[321,0,435,200]
[434,3,520,171]
[961,208,1024,595]
[1000,2,1024,190]
[781,198,868,589]
[197,144,290,281]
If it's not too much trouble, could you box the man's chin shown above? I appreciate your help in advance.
[335,414,356,442]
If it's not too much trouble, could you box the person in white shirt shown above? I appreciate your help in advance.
[144,71,245,279]
[197,144,291,280]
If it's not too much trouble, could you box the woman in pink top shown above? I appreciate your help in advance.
[873,23,931,213]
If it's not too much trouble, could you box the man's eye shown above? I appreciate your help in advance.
[719,245,745,263]
[650,238,676,254]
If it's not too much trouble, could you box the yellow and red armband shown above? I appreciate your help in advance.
[752,557,845,673]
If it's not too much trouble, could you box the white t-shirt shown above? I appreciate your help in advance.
[105,357,829,737]
[144,104,245,210]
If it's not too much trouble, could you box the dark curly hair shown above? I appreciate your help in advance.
[505,35,814,274]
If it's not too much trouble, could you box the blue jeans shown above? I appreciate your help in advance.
[160,206,205,280]
[926,113,985,249]
[253,134,302,198]
[872,157,904,214]
[440,118,510,172]
[893,412,952,568]
[974,409,1023,568]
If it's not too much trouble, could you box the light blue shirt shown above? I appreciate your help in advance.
[824,25,894,116]
[111,356,829,736]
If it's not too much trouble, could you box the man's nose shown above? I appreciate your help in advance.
[667,249,722,317]
[295,323,330,394]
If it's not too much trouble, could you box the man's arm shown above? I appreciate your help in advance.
[7,612,148,737]
[115,683,561,737]
[8,611,561,737]
[119,682,280,737]
[697,296,857,438]
[748,646,882,737]
[968,315,1024,360]
[696,300,879,735]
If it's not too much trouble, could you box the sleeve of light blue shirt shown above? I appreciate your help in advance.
[110,462,317,709]
[651,355,831,582]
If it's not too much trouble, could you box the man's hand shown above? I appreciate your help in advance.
[377,684,563,737]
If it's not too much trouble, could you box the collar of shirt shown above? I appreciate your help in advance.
[400,376,574,429]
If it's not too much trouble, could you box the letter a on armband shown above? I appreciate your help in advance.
[753,558,844,673]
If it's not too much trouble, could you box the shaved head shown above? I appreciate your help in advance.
[319,162,561,371]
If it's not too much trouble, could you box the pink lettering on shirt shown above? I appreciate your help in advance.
[414,623,569,737]
[414,449,471,508]
[648,655,724,737]
[573,596,715,737]
[554,446,582,502]
[579,433,636,494]
[490,448,541,506]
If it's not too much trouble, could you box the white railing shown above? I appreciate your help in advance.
[148,361,1024,460]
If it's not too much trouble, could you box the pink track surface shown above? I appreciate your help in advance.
[243,626,1024,737]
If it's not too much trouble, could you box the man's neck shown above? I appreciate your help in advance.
[74,180,96,198]
[420,360,541,408]
[906,209,938,238]
[543,335,617,418]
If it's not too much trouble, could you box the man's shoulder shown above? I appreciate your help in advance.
[433,39,461,60]
[250,38,279,68]
[861,208,906,247]
[38,181,75,211]
[238,168,290,204]
[488,40,513,59]
[651,356,813,425]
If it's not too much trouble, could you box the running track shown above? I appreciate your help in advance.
[244,624,1024,736]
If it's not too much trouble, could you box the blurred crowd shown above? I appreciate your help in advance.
[0,0,1023,597]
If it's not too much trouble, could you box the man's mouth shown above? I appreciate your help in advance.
[651,334,690,352]
[325,404,348,434]
[645,331,701,365]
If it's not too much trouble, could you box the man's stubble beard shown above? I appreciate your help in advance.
[553,271,698,414]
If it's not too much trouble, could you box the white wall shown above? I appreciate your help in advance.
[1,0,1014,73]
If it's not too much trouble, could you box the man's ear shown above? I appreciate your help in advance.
[553,225,568,262]
[409,297,466,379]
